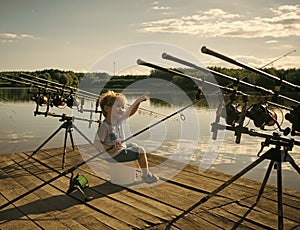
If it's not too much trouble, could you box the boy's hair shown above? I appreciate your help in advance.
[99,90,127,117]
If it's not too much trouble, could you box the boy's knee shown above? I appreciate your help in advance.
[139,146,146,153]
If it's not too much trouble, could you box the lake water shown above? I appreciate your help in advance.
[0,88,299,191]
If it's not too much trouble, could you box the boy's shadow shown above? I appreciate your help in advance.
[0,181,125,222]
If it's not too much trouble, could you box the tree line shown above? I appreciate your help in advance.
[1,67,299,99]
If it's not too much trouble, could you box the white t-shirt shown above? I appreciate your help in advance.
[98,120,126,157]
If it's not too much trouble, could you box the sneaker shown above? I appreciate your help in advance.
[142,172,159,184]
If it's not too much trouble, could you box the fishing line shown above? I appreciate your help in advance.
[129,104,179,121]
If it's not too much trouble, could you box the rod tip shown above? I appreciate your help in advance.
[136,59,144,65]
[201,46,207,53]
[162,52,168,59]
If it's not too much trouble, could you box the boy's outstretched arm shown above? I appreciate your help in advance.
[124,95,147,118]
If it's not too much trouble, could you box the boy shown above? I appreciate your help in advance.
[97,90,159,184]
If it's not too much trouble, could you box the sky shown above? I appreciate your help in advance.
[1,0,300,73]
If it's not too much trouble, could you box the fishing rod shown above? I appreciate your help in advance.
[136,59,246,96]
[138,57,294,138]
[9,73,97,102]
[222,50,297,97]
[1,74,103,134]
[2,74,57,115]
[21,72,178,118]
[2,74,58,94]
[156,50,300,228]
[2,74,95,108]
[0,98,202,210]
[200,47,300,135]
[162,53,300,105]
[137,58,258,142]
[162,53,299,136]
[1,73,172,121]
[21,72,99,100]
[201,46,300,91]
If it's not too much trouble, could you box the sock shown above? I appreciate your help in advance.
[141,168,148,177]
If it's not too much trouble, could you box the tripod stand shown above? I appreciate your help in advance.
[29,114,93,169]
[205,139,300,230]
[169,131,300,230]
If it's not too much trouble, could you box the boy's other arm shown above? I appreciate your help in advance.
[101,141,122,156]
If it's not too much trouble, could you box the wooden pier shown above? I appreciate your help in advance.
[0,146,299,229]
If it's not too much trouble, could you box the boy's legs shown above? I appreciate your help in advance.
[137,146,159,183]
[137,146,149,176]
[112,145,148,176]
[112,144,158,183]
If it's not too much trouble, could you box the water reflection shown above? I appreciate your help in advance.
[0,88,299,191]
[0,87,32,102]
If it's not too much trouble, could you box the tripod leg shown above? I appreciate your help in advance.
[29,125,63,158]
[74,185,93,202]
[74,185,87,199]
[72,124,93,145]
[201,155,266,203]
[285,153,300,175]
[256,160,274,202]
[69,128,75,150]
[61,126,69,169]
[167,154,267,228]
[276,161,284,230]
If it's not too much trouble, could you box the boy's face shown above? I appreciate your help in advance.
[109,99,125,119]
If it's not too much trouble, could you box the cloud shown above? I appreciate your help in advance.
[153,6,171,10]
[139,5,300,38]
[152,1,173,15]
[0,33,39,43]
[266,40,278,44]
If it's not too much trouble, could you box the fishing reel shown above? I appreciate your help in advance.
[30,91,49,106]
[65,95,81,108]
[36,94,49,106]
[52,94,66,107]
[221,103,241,126]
[246,103,277,129]
[246,102,291,135]
[66,172,93,202]
[245,102,292,136]
[285,104,300,136]
[220,102,286,133]
[51,94,81,108]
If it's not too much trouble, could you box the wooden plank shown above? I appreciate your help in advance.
[26,149,183,222]
[1,147,299,229]
[3,153,122,229]
[208,201,299,229]
[32,150,186,229]
[148,154,276,196]
[0,193,41,230]
[0,158,72,229]
[240,195,300,223]
[24,148,300,227]
[174,209,254,230]
[12,151,137,229]
[35,148,190,215]
[206,207,270,229]
[28,148,230,229]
